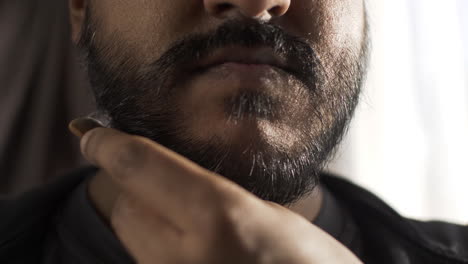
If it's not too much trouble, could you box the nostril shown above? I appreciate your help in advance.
[216,3,235,14]
[268,5,285,17]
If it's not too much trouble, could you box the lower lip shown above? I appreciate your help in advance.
[201,62,283,77]
[185,62,290,98]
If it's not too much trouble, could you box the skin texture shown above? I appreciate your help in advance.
[69,0,367,263]
[74,0,368,205]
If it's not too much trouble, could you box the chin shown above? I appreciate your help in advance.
[182,107,300,153]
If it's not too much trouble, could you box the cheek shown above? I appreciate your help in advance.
[327,0,366,49]
[286,0,365,53]
[284,0,365,83]
[90,0,199,64]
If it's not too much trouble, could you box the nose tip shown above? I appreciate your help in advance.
[204,0,291,19]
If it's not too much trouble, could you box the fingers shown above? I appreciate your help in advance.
[69,118,104,138]
[70,118,241,227]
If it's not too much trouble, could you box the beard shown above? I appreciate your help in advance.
[79,9,369,205]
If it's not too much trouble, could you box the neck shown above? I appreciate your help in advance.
[88,170,323,223]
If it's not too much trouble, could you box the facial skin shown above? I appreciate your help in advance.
[71,0,368,205]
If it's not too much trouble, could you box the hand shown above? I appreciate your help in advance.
[72,119,362,264]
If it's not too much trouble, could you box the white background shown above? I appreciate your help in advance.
[329,0,468,224]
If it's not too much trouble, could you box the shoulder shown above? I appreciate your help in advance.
[409,219,468,259]
[321,173,468,263]
[0,167,96,263]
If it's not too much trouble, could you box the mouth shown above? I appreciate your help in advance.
[192,45,297,76]
[176,45,304,124]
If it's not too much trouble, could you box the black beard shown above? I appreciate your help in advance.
[79,9,369,205]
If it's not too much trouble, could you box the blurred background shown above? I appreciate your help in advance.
[330,0,468,224]
[0,0,94,196]
[0,0,467,224]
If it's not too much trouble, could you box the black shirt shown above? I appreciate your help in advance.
[43,176,362,263]
[42,180,133,263]
[1,168,467,264]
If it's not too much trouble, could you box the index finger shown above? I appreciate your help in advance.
[80,126,244,227]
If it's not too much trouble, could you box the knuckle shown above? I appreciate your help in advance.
[215,196,253,233]
[110,137,151,178]
[203,181,254,229]
[214,199,262,255]
[218,203,244,228]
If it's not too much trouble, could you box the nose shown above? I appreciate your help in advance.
[204,0,291,20]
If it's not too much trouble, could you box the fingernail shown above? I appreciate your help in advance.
[69,118,103,138]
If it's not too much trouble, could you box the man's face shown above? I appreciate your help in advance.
[75,0,368,205]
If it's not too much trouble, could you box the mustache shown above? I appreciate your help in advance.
[145,19,322,89]
[79,15,324,105]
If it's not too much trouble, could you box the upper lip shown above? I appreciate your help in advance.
[195,46,294,74]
